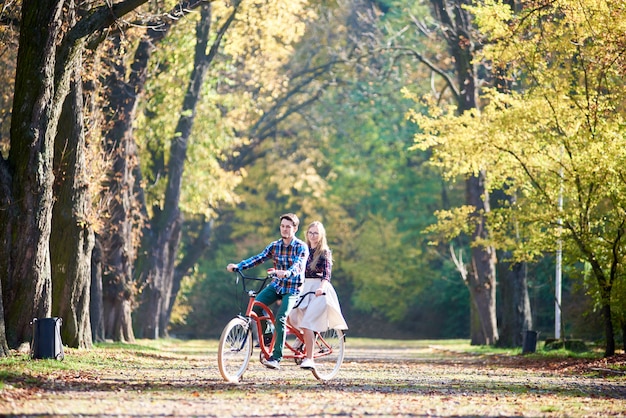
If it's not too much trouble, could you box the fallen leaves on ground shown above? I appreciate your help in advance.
[1,340,624,417]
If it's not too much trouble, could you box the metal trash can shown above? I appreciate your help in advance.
[31,317,65,360]
[522,330,538,354]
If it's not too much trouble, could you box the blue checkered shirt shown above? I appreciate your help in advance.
[237,237,309,295]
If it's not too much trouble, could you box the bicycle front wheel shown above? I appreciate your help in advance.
[312,328,345,381]
[218,317,253,383]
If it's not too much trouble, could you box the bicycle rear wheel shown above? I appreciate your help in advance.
[218,317,253,383]
[312,328,345,381]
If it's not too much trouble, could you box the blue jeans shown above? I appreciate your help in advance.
[253,286,298,362]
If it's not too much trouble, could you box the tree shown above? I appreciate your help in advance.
[95,0,206,343]
[412,0,626,356]
[51,58,95,349]
[473,0,626,357]
[0,0,19,356]
[0,0,150,349]
[133,0,240,338]
[394,0,498,345]
[133,0,316,337]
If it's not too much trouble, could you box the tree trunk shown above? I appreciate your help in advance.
[51,63,94,349]
[428,0,499,345]
[165,218,213,326]
[0,274,9,356]
[1,0,65,348]
[601,301,615,357]
[599,286,615,357]
[98,33,141,344]
[90,237,106,342]
[94,0,204,341]
[622,321,626,354]
[466,173,498,345]
[135,213,182,338]
[0,0,150,348]
[497,259,531,347]
[469,299,482,345]
[493,189,531,348]
[0,125,13,356]
[135,1,238,338]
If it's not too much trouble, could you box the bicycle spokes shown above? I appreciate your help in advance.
[218,317,253,383]
[311,329,345,381]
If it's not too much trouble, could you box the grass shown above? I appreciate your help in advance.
[0,337,607,376]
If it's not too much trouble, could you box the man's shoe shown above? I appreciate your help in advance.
[300,358,316,370]
[262,357,280,370]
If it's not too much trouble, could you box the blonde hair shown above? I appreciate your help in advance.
[306,221,332,267]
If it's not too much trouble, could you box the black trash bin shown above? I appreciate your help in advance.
[31,317,65,360]
[522,330,538,354]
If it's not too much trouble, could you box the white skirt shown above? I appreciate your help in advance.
[288,278,348,332]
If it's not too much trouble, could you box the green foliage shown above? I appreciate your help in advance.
[168,0,477,340]
[135,0,317,219]
[314,65,466,328]
[341,214,418,320]
[135,10,244,219]
[169,242,274,338]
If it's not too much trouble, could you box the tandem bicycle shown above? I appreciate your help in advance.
[217,269,345,383]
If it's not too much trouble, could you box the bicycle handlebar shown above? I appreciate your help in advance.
[232,268,271,294]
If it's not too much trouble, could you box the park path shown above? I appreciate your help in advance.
[1,339,625,417]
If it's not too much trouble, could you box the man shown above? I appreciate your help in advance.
[227,213,308,369]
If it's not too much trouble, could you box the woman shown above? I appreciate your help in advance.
[288,221,348,370]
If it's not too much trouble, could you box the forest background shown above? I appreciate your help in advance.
[0,0,624,358]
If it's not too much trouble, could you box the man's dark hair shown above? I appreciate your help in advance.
[280,213,300,227]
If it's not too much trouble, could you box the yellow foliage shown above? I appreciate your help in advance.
[221,0,316,102]
[410,0,626,266]
[134,0,320,219]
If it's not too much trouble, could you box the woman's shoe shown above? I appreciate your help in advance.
[300,358,316,370]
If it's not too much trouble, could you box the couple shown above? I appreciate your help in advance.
[226,213,348,370]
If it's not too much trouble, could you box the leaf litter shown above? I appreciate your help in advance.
[0,339,624,417]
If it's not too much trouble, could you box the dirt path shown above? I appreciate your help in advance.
[1,339,625,417]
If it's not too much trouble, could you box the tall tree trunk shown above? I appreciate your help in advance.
[51,62,95,349]
[466,173,498,345]
[596,279,615,357]
[98,33,140,343]
[0,118,13,356]
[1,0,65,348]
[492,189,532,348]
[0,283,8,356]
[601,299,615,357]
[429,0,499,345]
[0,0,149,348]
[135,4,213,338]
[135,1,239,338]
[469,301,482,345]
[96,0,203,341]
[622,321,626,354]
[165,218,213,326]
[578,224,617,356]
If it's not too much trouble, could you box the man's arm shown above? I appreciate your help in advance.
[285,242,308,278]
[235,242,274,271]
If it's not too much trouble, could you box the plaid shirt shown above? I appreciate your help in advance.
[237,237,309,295]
